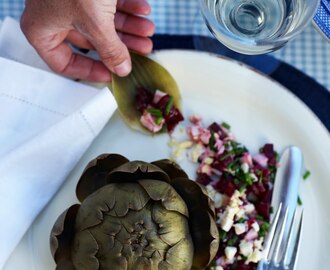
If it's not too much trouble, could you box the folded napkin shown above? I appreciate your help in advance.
[0,17,117,268]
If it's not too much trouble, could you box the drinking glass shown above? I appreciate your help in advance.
[199,0,321,54]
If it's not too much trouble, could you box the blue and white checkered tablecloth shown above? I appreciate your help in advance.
[1,0,329,90]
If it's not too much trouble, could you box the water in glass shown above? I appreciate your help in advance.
[201,0,318,54]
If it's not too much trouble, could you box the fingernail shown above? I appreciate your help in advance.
[114,60,131,77]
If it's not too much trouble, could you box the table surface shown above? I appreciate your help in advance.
[1,0,329,91]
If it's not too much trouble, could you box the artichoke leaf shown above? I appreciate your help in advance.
[75,184,150,231]
[161,238,193,270]
[151,159,188,179]
[138,179,189,217]
[50,204,80,267]
[111,52,182,133]
[171,177,216,218]
[107,161,170,184]
[189,212,220,270]
[152,203,192,247]
[72,230,99,270]
[76,153,129,202]
[170,178,219,269]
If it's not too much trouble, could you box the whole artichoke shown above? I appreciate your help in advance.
[50,154,219,270]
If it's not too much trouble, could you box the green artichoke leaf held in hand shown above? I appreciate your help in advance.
[111,52,182,133]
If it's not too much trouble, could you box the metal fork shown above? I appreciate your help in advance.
[257,203,304,270]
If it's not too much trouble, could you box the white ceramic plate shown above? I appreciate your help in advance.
[4,50,330,270]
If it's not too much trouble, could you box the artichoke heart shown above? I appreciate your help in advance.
[111,52,182,134]
[50,154,219,270]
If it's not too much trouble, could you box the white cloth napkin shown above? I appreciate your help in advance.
[0,17,117,268]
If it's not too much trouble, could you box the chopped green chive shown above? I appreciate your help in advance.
[147,108,163,118]
[230,141,238,148]
[259,222,270,237]
[244,173,253,185]
[297,195,303,206]
[220,151,234,161]
[241,256,248,262]
[227,235,238,246]
[239,183,248,192]
[303,170,311,180]
[222,121,231,130]
[237,217,246,223]
[156,116,163,125]
[219,230,227,241]
[209,131,216,151]
[165,96,174,115]
[255,214,265,221]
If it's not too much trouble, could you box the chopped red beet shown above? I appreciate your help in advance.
[256,202,271,219]
[208,122,223,133]
[236,262,254,270]
[136,87,183,133]
[169,116,279,270]
[164,107,184,133]
[197,173,212,186]
[224,181,236,197]
[262,144,275,159]
[261,188,272,203]
[135,87,153,113]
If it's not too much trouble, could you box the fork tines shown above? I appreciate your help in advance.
[258,203,303,270]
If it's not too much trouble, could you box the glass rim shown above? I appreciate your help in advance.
[199,0,320,45]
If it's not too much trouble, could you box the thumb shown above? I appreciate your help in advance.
[92,24,132,77]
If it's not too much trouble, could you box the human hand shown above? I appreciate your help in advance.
[20,0,155,81]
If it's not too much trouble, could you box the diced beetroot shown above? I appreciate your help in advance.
[224,181,236,197]
[154,95,184,133]
[236,262,254,270]
[256,202,271,219]
[225,184,236,196]
[247,218,257,228]
[208,122,223,133]
[135,87,153,113]
[212,155,234,171]
[262,143,275,159]
[213,173,235,194]
[268,156,277,167]
[213,176,227,193]
[196,173,212,186]
[261,188,272,203]
[261,168,271,180]
[164,107,184,133]
[249,182,266,196]
[155,94,170,110]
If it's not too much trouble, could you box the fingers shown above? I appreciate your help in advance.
[117,0,151,15]
[21,0,154,80]
[114,12,155,37]
[84,14,132,77]
[67,11,155,52]
[66,30,95,50]
[70,1,154,77]
[37,41,112,82]
[118,32,153,54]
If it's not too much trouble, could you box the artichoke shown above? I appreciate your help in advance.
[50,154,219,270]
